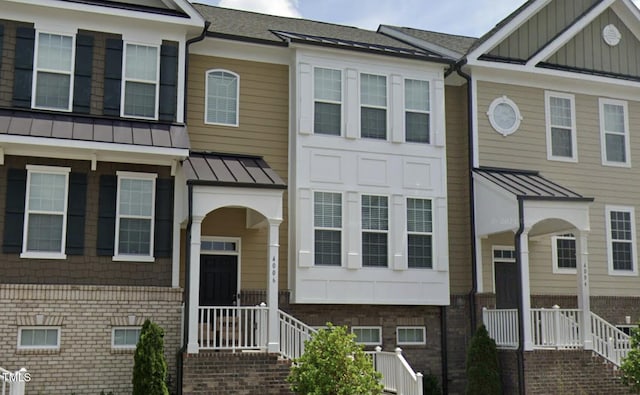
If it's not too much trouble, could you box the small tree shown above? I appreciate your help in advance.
[132,319,169,395]
[287,323,383,395]
[620,323,640,393]
[465,325,501,395]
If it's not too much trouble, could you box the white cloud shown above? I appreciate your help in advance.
[217,0,301,18]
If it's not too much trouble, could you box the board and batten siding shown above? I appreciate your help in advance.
[187,55,289,290]
[476,80,640,297]
[445,84,472,294]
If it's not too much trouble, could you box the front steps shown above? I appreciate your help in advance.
[182,352,293,394]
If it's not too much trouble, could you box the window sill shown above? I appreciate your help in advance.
[16,347,60,355]
[608,270,638,277]
[112,255,155,263]
[602,161,631,168]
[20,252,67,260]
[553,268,577,275]
[547,155,577,163]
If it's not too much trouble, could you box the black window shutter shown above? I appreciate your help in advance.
[97,175,117,256]
[103,38,123,117]
[73,34,94,114]
[154,178,174,258]
[0,25,5,76]
[13,27,35,108]
[3,169,27,253]
[66,173,87,255]
[159,43,178,122]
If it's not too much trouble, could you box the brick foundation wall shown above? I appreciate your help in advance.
[182,352,292,394]
[446,294,473,395]
[0,284,183,395]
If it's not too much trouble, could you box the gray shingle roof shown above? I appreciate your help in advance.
[192,4,449,61]
[184,152,286,189]
[379,25,477,58]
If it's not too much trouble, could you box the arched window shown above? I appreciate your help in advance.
[205,70,239,126]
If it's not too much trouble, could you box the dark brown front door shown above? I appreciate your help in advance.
[495,261,518,309]
[199,255,238,306]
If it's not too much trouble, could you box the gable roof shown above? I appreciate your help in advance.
[192,4,452,62]
[378,25,477,59]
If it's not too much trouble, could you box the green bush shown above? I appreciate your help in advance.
[465,325,501,395]
[620,322,640,393]
[132,319,169,395]
[423,372,442,395]
[287,323,383,395]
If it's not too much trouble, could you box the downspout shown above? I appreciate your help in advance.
[184,21,211,117]
[514,198,526,395]
[440,305,449,395]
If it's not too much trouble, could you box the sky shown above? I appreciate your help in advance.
[192,0,640,38]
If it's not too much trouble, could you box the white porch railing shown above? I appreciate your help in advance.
[530,307,582,349]
[198,305,268,351]
[368,347,423,395]
[591,312,631,366]
[278,310,317,360]
[0,367,26,395]
[482,307,519,349]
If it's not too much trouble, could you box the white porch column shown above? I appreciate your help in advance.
[186,215,203,354]
[267,218,282,353]
[519,229,533,351]
[576,231,592,350]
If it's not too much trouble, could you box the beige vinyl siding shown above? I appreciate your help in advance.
[547,8,640,78]
[187,55,289,290]
[445,85,472,294]
[488,0,597,61]
[477,80,640,297]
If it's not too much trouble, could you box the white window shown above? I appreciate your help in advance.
[205,69,239,126]
[405,79,430,143]
[122,43,159,119]
[360,73,387,140]
[314,67,342,136]
[18,327,60,350]
[362,195,388,267]
[352,326,382,346]
[112,327,141,349]
[33,32,75,111]
[21,165,70,259]
[599,98,630,166]
[114,172,156,261]
[314,192,342,266]
[545,92,576,161]
[407,198,433,268]
[487,96,521,136]
[551,234,576,274]
[396,326,426,345]
[605,206,637,275]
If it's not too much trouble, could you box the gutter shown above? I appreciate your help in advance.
[184,21,211,117]
[514,198,526,395]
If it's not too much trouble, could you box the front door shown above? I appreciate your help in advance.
[493,248,518,309]
[199,255,238,306]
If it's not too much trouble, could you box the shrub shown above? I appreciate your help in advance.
[132,319,169,395]
[287,323,383,395]
[465,325,501,395]
[620,322,640,393]
[423,372,442,395]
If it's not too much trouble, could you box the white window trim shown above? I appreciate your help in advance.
[313,191,343,266]
[406,197,434,269]
[200,236,242,302]
[404,78,431,144]
[120,42,160,120]
[21,165,71,260]
[113,171,157,262]
[17,326,60,350]
[605,205,637,276]
[487,96,522,136]
[396,326,426,346]
[360,73,388,140]
[545,91,577,162]
[31,31,76,112]
[351,326,382,346]
[599,98,630,167]
[313,66,343,136]
[551,234,577,274]
[204,69,240,127]
[111,327,141,349]
[491,245,515,293]
[361,194,389,268]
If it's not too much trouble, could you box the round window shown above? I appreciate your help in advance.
[487,96,522,136]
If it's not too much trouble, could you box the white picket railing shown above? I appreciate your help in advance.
[591,312,631,367]
[198,305,268,351]
[530,307,582,349]
[0,367,26,395]
[368,347,423,395]
[278,309,317,360]
[482,307,519,349]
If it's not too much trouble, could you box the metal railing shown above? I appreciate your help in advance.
[368,347,423,395]
[278,309,317,360]
[482,307,519,349]
[198,305,268,351]
[530,307,582,349]
[591,312,631,367]
[0,367,26,395]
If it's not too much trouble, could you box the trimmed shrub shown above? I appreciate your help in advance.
[132,319,169,395]
[620,322,640,393]
[465,325,501,395]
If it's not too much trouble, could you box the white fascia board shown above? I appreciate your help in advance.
[466,0,551,61]
[190,38,291,65]
[526,0,616,67]
[611,0,640,42]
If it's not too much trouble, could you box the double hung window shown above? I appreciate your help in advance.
[545,92,576,161]
[115,172,156,260]
[360,74,387,139]
[405,79,430,143]
[362,195,388,267]
[33,32,74,111]
[122,43,159,119]
[314,192,342,266]
[407,198,433,268]
[314,68,342,135]
[206,70,239,126]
